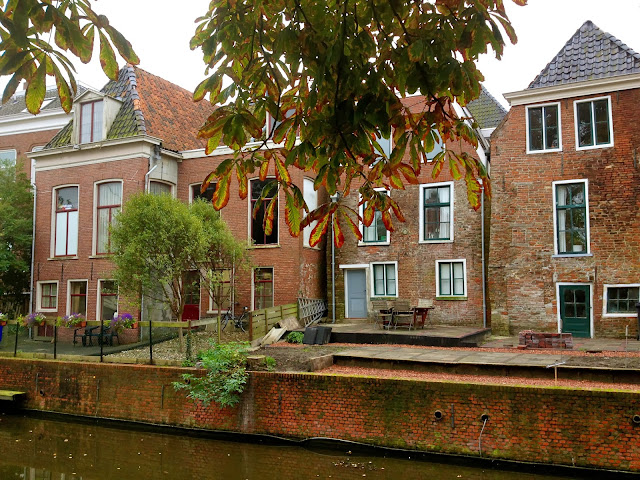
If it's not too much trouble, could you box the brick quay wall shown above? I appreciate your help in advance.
[0,358,639,472]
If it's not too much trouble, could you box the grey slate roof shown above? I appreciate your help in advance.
[528,20,640,89]
[466,86,507,129]
[0,85,86,117]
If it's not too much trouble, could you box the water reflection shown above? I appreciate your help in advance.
[0,414,570,480]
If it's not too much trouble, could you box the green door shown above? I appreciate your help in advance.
[559,285,590,338]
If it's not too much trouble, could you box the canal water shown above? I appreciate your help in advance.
[0,414,574,480]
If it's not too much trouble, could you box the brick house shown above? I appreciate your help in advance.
[29,66,325,330]
[0,85,84,181]
[329,89,506,326]
[489,21,640,338]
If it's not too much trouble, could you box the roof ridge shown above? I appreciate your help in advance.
[528,20,640,89]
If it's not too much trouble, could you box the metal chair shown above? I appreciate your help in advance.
[371,300,393,329]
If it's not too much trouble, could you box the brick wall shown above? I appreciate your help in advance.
[0,358,638,472]
[489,89,640,337]
[0,128,61,178]
[329,138,486,326]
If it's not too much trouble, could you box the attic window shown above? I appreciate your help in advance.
[79,100,103,143]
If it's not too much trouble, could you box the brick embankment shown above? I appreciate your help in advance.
[0,358,639,473]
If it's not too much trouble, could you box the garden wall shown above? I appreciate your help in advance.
[0,358,639,472]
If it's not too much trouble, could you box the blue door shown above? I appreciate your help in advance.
[346,269,367,318]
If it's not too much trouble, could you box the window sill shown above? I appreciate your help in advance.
[38,308,58,313]
[48,256,78,261]
[249,244,280,249]
[303,245,321,251]
[371,295,398,299]
[526,148,563,155]
[576,143,613,152]
[358,242,390,247]
[436,296,467,301]
[602,313,637,318]
[552,253,593,258]
[419,239,453,244]
[89,254,113,259]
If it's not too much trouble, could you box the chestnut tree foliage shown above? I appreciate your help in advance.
[192,0,525,246]
[0,0,138,114]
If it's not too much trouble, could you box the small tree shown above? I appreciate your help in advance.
[111,193,204,331]
[190,199,251,343]
[0,160,33,299]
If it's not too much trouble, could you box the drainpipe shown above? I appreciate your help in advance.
[144,164,158,192]
[28,184,37,315]
[481,181,487,329]
[330,193,340,323]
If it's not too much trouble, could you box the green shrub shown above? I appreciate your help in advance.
[285,331,304,344]
[173,341,250,408]
[265,356,276,372]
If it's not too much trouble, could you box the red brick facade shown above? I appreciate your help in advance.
[330,118,489,326]
[0,127,61,178]
[489,89,640,338]
[1,357,639,472]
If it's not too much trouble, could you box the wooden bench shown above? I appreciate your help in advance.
[0,390,26,402]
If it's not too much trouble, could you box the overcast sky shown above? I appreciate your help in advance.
[13,1,640,109]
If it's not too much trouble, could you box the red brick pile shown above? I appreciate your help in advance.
[518,330,573,349]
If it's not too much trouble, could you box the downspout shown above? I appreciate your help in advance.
[141,156,159,328]
[28,184,36,315]
[330,193,340,324]
[481,181,487,329]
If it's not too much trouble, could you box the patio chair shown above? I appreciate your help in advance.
[371,300,393,329]
[392,299,414,329]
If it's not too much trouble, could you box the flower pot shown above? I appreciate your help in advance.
[78,321,87,328]
[130,322,139,329]
[0,321,6,326]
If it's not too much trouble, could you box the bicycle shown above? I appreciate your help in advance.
[221,306,249,333]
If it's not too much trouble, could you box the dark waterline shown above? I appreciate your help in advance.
[0,413,591,480]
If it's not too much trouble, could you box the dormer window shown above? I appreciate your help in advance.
[80,100,104,143]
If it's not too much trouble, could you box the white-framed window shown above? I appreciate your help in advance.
[98,279,119,321]
[375,133,392,159]
[419,181,453,242]
[425,129,445,162]
[250,178,278,245]
[526,102,561,153]
[359,189,390,245]
[190,182,216,203]
[603,284,640,317]
[95,181,122,255]
[208,268,232,313]
[0,149,17,166]
[149,180,173,196]
[253,267,274,310]
[574,96,613,150]
[552,179,590,255]
[67,280,88,316]
[370,261,398,297]
[436,259,467,298]
[79,100,104,144]
[54,185,79,257]
[37,281,58,312]
[303,177,318,248]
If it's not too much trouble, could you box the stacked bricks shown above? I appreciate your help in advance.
[518,330,574,349]
[0,357,639,472]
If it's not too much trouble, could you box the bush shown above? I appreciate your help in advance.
[285,331,304,344]
[173,341,250,408]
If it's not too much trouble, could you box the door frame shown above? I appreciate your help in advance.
[555,282,593,338]
[340,264,368,319]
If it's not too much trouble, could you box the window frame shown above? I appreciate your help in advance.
[435,259,467,299]
[148,180,173,196]
[207,268,232,313]
[369,261,398,298]
[79,99,104,144]
[52,184,79,257]
[249,178,279,246]
[67,279,88,316]
[97,279,119,322]
[573,96,614,151]
[37,281,59,313]
[358,188,390,246]
[252,267,274,310]
[0,148,17,166]
[94,180,122,255]
[552,179,590,256]
[302,177,318,248]
[419,181,454,243]
[525,102,562,154]
[189,182,216,204]
[602,284,640,317]
[424,129,445,162]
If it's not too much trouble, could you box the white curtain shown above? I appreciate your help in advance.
[556,186,567,252]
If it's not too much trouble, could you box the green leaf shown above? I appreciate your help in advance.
[285,190,301,237]
[98,30,118,79]
[25,60,47,114]
[105,25,140,65]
